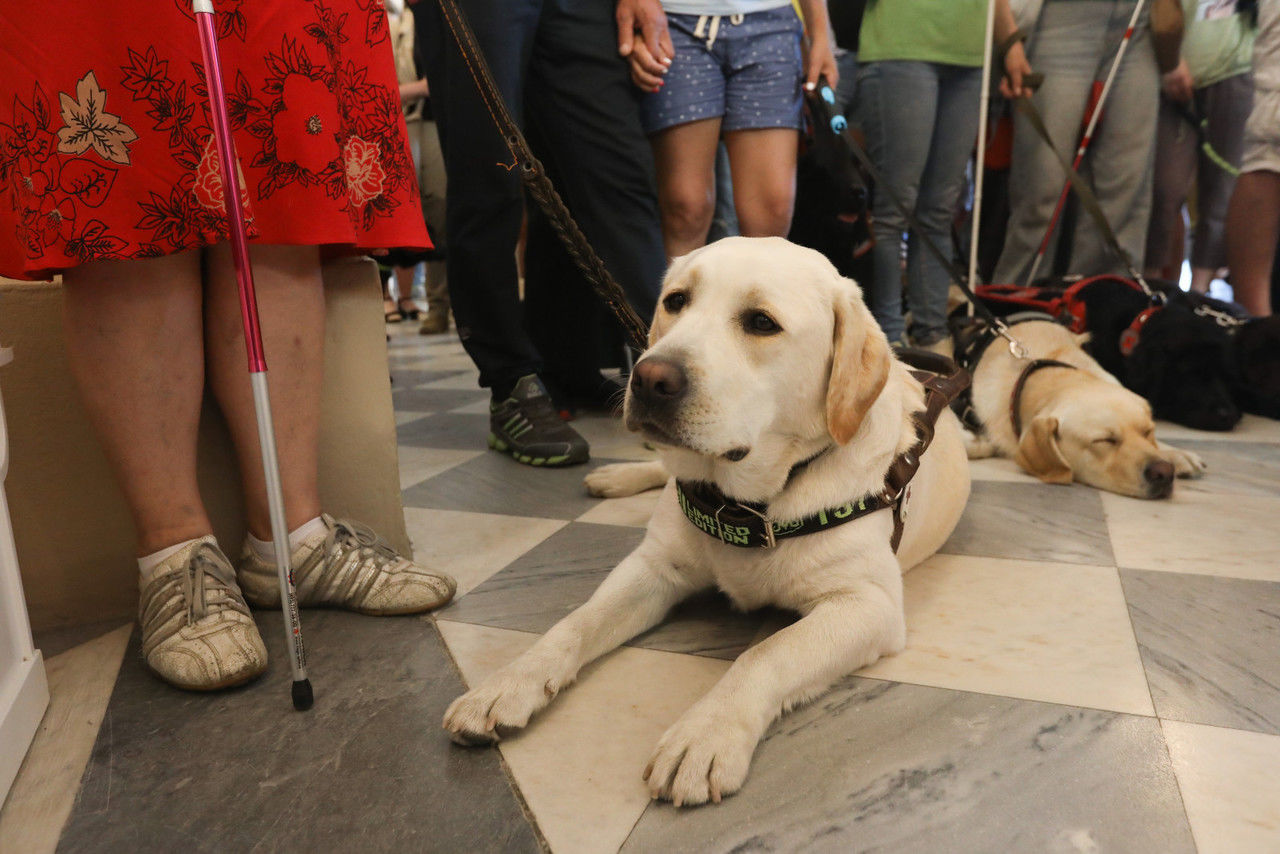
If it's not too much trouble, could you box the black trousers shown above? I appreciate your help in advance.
[418,0,664,393]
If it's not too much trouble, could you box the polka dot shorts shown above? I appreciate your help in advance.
[640,6,804,135]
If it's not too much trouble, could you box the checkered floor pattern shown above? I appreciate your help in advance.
[390,325,1280,853]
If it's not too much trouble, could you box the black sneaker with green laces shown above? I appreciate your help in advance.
[488,374,590,466]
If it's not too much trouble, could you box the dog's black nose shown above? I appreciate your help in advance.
[1144,459,1175,488]
[631,357,688,405]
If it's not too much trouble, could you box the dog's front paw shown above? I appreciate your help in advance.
[1167,446,1208,479]
[584,461,666,498]
[442,667,561,746]
[644,704,758,807]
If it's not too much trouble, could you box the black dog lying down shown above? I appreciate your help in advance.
[1075,278,1280,427]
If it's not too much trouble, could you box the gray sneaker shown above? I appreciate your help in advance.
[139,536,268,691]
[236,515,456,616]
[488,374,589,466]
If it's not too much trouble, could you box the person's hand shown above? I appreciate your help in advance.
[1162,58,1194,103]
[627,41,667,92]
[802,33,838,93]
[617,0,673,67]
[999,41,1033,98]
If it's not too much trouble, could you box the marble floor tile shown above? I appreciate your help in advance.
[861,555,1154,715]
[403,507,567,598]
[394,409,433,427]
[621,679,1194,853]
[1163,720,1280,854]
[575,489,662,528]
[1167,440,1280,498]
[0,625,131,854]
[395,411,492,451]
[1121,569,1280,734]
[31,616,133,659]
[421,371,488,391]
[401,454,623,520]
[1103,490,1280,582]
[941,481,1114,566]
[449,398,493,415]
[55,615,540,853]
[1156,414,1280,444]
[391,386,489,413]
[440,522,767,660]
[397,446,485,490]
[568,416,656,461]
[388,369,461,389]
[966,456,1040,483]
[437,621,730,854]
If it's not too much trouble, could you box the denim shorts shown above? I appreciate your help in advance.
[639,5,803,135]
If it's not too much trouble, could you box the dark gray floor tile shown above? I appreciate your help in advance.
[1121,568,1280,735]
[391,386,488,412]
[401,453,622,520]
[389,368,469,389]
[622,679,1194,854]
[942,481,1113,565]
[440,522,765,660]
[1173,440,1280,497]
[57,613,541,854]
[396,412,492,451]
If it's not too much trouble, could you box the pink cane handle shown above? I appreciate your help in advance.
[194,3,267,374]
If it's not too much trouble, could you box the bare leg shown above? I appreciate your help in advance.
[1226,170,1280,316]
[203,243,325,540]
[393,265,419,315]
[651,118,723,257]
[724,128,799,237]
[63,251,211,554]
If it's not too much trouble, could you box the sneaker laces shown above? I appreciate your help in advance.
[142,542,250,633]
[325,517,404,568]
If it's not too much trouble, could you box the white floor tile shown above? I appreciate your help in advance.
[397,447,484,490]
[1156,415,1280,444]
[860,554,1154,716]
[966,456,1039,483]
[576,491,662,529]
[1103,490,1280,582]
[1163,721,1280,853]
[436,621,730,854]
[0,625,131,853]
[403,507,566,597]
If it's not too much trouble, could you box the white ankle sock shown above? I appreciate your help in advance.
[138,536,209,584]
[247,516,327,562]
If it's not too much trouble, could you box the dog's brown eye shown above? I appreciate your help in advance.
[663,292,687,313]
[745,311,781,335]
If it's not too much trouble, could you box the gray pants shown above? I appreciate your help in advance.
[1145,73,1253,272]
[995,1,1159,283]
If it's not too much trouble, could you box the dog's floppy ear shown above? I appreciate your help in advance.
[1014,415,1073,483]
[826,290,891,444]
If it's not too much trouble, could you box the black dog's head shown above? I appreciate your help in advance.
[1229,316,1280,419]
[1124,306,1241,430]
[1078,279,1241,431]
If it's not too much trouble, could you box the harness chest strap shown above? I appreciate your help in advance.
[674,352,971,554]
[1010,358,1078,439]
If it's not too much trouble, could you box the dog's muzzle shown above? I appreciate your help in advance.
[628,356,688,417]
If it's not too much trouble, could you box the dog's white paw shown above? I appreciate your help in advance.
[584,461,666,498]
[963,431,997,460]
[644,704,757,807]
[1167,446,1208,479]
[442,666,562,746]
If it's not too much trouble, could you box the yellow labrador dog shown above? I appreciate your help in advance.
[443,238,969,806]
[961,319,1205,498]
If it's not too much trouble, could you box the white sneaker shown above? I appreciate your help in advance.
[236,514,456,616]
[139,536,268,691]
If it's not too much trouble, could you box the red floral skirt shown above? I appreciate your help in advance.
[0,0,429,281]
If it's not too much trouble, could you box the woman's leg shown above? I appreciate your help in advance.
[651,118,723,257]
[203,243,325,541]
[63,251,211,555]
[723,127,799,238]
[1144,99,1198,279]
[907,64,981,344]
[1190,73,1253,289]
[857,60,939,342]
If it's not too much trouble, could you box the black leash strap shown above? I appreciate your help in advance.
[432,0,650,351]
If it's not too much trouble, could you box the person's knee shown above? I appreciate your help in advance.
[661,190,715,241]
[738,188,795,237]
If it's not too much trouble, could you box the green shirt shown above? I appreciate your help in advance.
[858,0,988,67]
[1182,0,1254,88]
